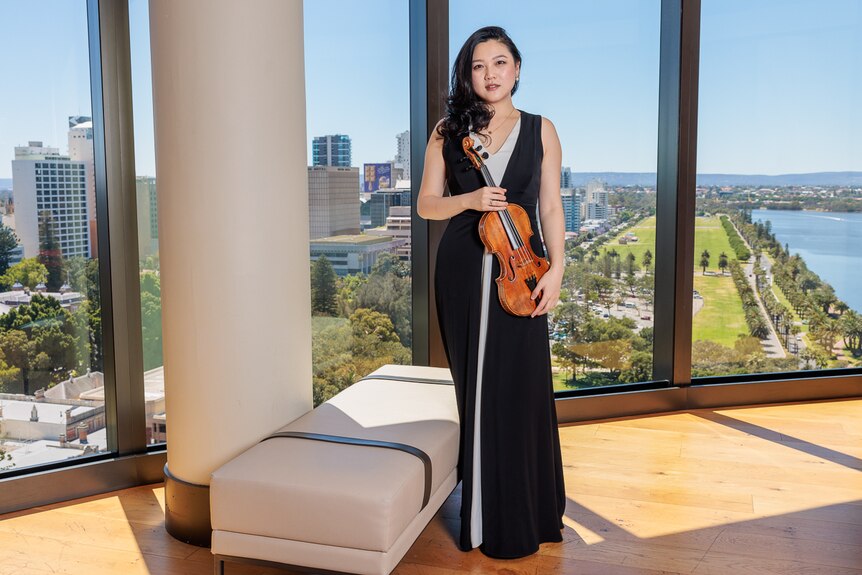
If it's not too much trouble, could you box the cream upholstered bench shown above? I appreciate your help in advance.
[210,364,459,575]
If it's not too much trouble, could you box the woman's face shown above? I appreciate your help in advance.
[470,39,519,105]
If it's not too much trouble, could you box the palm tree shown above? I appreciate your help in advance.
[642,249,653,272]
[718,252,729,275]
[700,250,710,275]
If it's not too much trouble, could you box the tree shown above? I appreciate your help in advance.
[310,256,338,316]
[64,256,89,292]
[642,249,653,271]
[38,210,65,291]
[621,350,652,383]
[700,249,710,274]
[355,254,412,347]
[0,329,33,394]
[625,252,637,277]
[811,284,837,314]
[0,295,86,392]
[718,252,729,275]
[140,272,163,370]
[0,347,20,393]
[0,223,19,275]
[0,258,48,290]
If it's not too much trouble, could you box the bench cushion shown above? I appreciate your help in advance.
[210,364,458,555]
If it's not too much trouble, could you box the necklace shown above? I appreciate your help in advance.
[487,107,518,135]
[482,107,518,148]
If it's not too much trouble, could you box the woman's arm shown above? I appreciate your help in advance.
[416,125,509,220]
[530,116,565,317]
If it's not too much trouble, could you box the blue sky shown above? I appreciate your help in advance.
[1,0,860,180]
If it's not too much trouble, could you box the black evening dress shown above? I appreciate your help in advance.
[434,110,567,558]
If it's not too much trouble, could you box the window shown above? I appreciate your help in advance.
[0,0,107,474]
[129,0,164,444]
[305,1,411,406]
[451,1,662,391]
[693,0,862,377]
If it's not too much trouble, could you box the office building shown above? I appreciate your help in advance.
[11,141,91,259]
[586,180,609,221]
[136,176,159,259]
[367,205,411,262]
[560,166,573,188]
[308,166,361,239]
[68,116,98,257]
[395,130,410,180]
[560,188,582,233]
[309,233,405,276]
[312,134,352,167]
[369,188,411,227]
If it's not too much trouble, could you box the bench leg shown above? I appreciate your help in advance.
[213,556,225,575]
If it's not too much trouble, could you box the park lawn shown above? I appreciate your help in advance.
[600,214,750,347]
[693,215,739,272]
[692,272,749,347]
[601,216,657,262]
[603,215,739,273]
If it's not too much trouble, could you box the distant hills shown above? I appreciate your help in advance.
[2,173,860,191]
[568,172,862,187]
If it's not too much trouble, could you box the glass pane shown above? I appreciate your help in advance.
[129,0,164,443]
[0,0,108,472]
[450,1,661,391]
[693,0,862,377]
[306,1,411,406]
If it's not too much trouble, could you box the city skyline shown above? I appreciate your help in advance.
[1,0,860,180]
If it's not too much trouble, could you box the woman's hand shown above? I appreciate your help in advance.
[530,264,564,318]
[467,186,508,212]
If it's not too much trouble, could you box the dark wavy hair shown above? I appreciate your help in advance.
[437,26,522,140]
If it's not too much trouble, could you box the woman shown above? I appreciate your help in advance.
[417,26,567,558]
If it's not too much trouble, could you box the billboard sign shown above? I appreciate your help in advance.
[364,163,392,192]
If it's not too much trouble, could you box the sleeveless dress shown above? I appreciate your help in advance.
[435,110,567,558]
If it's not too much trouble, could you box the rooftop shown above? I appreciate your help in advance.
[311,234,394,245]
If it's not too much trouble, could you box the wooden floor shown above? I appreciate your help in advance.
[1,398,861,575]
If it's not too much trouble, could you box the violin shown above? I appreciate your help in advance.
[462,135,550,317]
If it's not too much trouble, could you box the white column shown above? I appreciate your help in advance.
[149,0,312,544]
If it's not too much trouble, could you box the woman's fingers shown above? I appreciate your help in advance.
[530,278,560,317]
[483,187,507,211]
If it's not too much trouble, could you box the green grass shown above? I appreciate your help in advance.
[692,217,750,347]
[600,216,656,263]
[552,371,570,391]
[599,215,750,348]
[692,273,748,346]
[693,215,739,271]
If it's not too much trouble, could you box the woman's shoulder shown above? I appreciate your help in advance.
[517,109,555,124]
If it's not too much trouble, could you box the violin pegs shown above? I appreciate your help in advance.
[481,152,489,159]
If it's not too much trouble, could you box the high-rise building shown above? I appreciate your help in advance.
[136,176,159,259]
[308,166,360,239]
[586,180,609,221]
[394,130,410,181]
[11,141,91,259]
[68,116,98,258]
[312,134,352,167]
[560,166,573,189]
[560,188,582,233]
